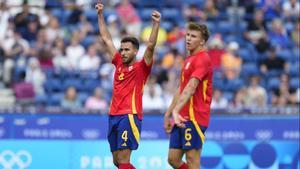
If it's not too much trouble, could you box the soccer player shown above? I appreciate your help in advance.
[164,23,212,169]
[95,2,161,169]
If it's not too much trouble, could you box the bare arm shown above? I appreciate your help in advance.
[172,78,200,128]
[143,11,161,66]
[164,88,180,133]
[165,88,180,118]
[95,3,117,61]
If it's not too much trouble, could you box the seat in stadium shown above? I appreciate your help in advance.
[44,79,63,92]
[48,92,64,106]
[267,77,280,90]
[288,62,300,77]
[62,79,83,91]
[78,92,90,104]
[162,8,182,23]
[223,91,234,101]
[241,63,259,78]
[84,10,98,22]
[238,48,257,63]
[139,8,154,21]
[217,21,235,34]
[265,70,283,79]
[137,0,161,9]
[81,35,95,48]
[35,94,47,105]
[277,49,293,62]
[83,79,101,93]
[224,78,244,92]
[290,78,300,89]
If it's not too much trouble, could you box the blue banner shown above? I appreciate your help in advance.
[0,114,299,169]
[0,115,299,141]
[0,140,299,169]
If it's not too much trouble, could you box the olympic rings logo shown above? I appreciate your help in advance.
[0,150,32,169]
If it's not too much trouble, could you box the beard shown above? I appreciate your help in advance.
[122,56,135,65]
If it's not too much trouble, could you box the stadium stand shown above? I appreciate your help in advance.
[0,0,299,113]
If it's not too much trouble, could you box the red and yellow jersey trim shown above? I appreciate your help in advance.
[189,96,205,143]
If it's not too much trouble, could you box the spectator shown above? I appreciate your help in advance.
[255,0,281,20]
[211,89,229,109]
[244,9,270,53]
[268,18,291,49]
[282,0,300,21]
[14,1,40,33]
[246,76,267,107]
[25,57,46,96]
[271,74,296,106]
[38,48,54,70]
[207,34,225,69]
[116,0,142,37]
[52,38,69,70]
[291,20,300,47]
[260,47,288,75]
[0,2,11,42]
[221,41,242,80]
[61,86,82,108]
[2,31,30,86]
[13,71,35,104]
[184,4,206,22]
[161,48,184,70]
[44,16,64,44]
[79,44,101,71]
[230,87,249,109]
[204,0,219,20]
[143,77,164,111]
[66,35,85,70]
[21,17,40,42]
[85,87,108,111]
[107,14,122,47]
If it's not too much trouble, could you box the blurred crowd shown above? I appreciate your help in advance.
[0,0,299,113]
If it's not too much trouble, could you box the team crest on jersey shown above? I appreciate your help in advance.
[119,72,124,80]
[185,62,191,70]
[129,66,133,71]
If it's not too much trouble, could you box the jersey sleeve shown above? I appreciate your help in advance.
[139,58,153,79]
[112,52,122,66]
[191,59,209,81]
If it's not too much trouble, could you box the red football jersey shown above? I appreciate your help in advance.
[179,50,213,127]
[109,52,152,120]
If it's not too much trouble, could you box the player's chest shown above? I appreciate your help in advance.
[182,59,194,77]
[114,65,137,81]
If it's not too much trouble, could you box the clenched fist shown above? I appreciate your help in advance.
[95,2,104,15]
[151,11,161,23]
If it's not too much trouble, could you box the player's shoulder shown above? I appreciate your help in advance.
[195,51,211,63]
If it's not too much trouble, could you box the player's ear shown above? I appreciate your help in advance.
[200,39,205,46]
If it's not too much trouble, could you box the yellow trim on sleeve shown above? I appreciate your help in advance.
[189,97,206,144]
[131,86,137,114]
[203,80,208,101]
[128,114,140,143]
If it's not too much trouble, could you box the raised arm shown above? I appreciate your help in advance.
[143,11,161,66]
[95,2,117,61]
[172,78,200,128]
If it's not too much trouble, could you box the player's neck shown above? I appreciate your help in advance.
[189,46,205,55]
[124,59,136,66]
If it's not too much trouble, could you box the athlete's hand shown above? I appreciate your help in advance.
[95,1,104,15]
[172,110,187,128]
[164,115,172,133]
[151,10,161,23]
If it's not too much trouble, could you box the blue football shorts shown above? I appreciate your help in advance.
[107,114,141,152]
[169,120,207,150]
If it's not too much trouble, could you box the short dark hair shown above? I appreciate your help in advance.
[121,37,139,50]
[187,22,210,43]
